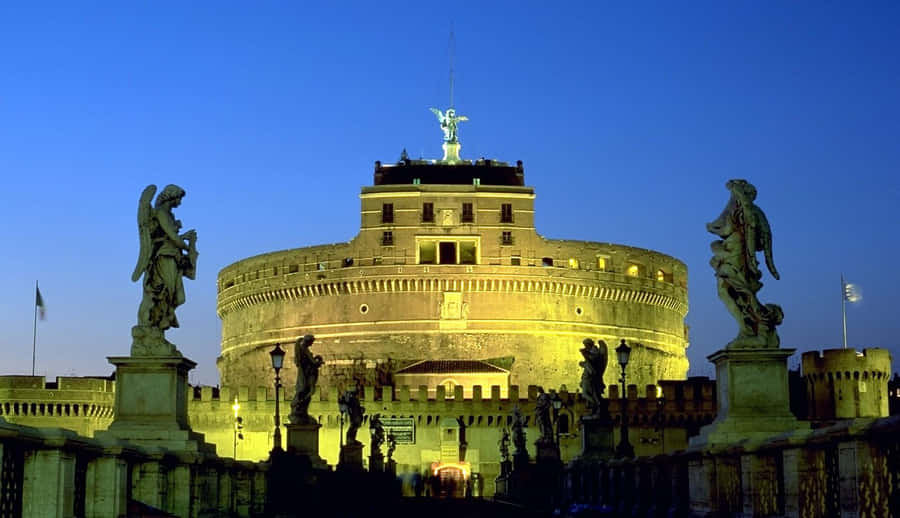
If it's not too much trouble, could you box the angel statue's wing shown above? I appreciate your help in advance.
[754,206,779,280]
[429,107,443,120]
[131,185,157,282]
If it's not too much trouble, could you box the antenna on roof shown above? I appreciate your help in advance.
[449,22,455,109]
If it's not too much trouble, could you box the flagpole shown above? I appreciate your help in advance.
[841,274,848,350]
[32,280,38,376]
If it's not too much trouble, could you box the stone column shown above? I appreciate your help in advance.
[22,449,76,518]
[166,462,195,518]
[132,458,166,510]
[217,465,234,515]
[782,447,827,518]
[838,439,890,517]
[740,452,780,517]
[689,454,742,517]
[85,454,128,518]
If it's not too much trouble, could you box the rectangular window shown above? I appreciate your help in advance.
[419,241,436,264]
[500,203,513,223]
[373,256,383,265]
[422,203,434,223]
[382,203,394,223]
[597,257,607,271]
[501,231,513,245]
[459,241,477,265]
[382,231,393,246]
[511,256,521,266]
[439,242,457,265]
[542,257,554,267]
[461,203,474,223]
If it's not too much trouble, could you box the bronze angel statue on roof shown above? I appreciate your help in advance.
[131,184,198,355]
[707,179,783,348]
[429,107,468,143]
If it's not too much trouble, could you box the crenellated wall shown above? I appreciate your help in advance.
[186,378,716,497]
[801,348,892,420]
[0,376,115,437]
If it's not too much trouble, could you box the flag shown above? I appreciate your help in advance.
[842,279,862,303]
[35,286,46,320]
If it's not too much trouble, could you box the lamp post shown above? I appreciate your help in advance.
[232,397,243,458]
[269,342,286,453]
[550,390,563,449]
[615,339,634,458]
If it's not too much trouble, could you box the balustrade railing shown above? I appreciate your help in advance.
[0,418,266,518]
[560,415,900,517]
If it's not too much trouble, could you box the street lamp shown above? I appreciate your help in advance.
[615,339,634,458]
[269,342,286,453]
[232,397,243,458]
[550,390,563,449]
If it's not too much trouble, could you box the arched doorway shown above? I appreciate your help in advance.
[431,462,469,498]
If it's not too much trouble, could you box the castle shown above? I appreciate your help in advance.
[1,111,895,501]
[215,148,690,395]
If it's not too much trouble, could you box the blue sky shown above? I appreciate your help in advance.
[1,2,898,385]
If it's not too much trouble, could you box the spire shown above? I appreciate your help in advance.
[449,23,455,109]
[429,25,468,163]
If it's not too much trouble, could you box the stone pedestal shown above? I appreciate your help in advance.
[98,355,214,454]
[579,415,614,461]
[285,423,327,468]
[441,141,462,163]
[690,347,807,449]
[338,442,364,472]
[535,439,561,464]
[512,451,529,472]
[369,453,384,473]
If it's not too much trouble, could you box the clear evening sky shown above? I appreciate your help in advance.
[1,3,897,386]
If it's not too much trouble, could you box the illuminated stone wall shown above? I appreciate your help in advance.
[0,376,114,437]
[0,375,716,499]
[217,172,689,393]
[802,348,892,419]
[187,378,714,497]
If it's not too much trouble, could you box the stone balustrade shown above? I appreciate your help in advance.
[560,414,900,517]
[0,417,266,518]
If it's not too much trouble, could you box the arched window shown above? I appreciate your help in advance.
[626,264,640,277]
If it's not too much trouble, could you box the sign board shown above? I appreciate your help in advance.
[381,417,416,445]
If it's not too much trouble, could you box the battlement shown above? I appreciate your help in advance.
[801,348,892,380]
[801,348,893,420]
[0,375,114,393]
[203,379,712,405]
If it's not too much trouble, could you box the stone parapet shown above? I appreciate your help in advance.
[0,417,267,517]
[560,414,900,518]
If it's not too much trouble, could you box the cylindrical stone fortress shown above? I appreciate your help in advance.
[802,348,892,420]
[216,159,689,392]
